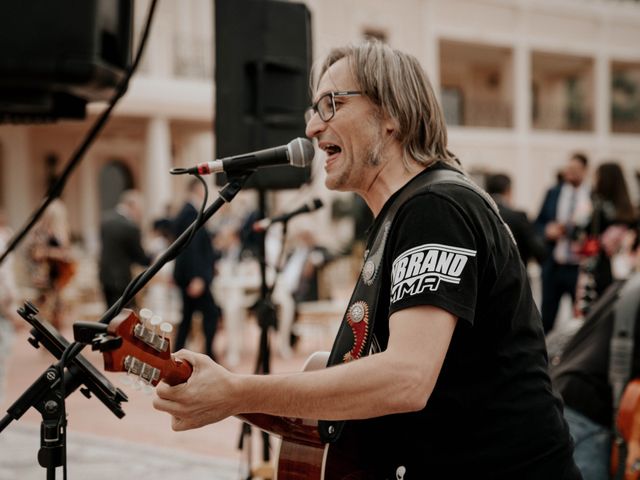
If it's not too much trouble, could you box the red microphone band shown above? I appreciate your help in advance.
[197,162,213,175]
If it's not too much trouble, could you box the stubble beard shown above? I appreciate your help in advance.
[365,136,384,167]
[326,139,383,192]
[326,120,385,191]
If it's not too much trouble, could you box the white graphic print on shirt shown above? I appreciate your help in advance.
[391,243,476,303]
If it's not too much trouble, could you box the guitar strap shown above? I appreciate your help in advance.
[319,166,510,443]
[609,272,640,480]
[609,272,640,410]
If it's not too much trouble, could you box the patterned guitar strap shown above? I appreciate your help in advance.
[319,167,512,443]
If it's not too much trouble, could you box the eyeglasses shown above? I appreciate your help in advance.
[305,91,362,123]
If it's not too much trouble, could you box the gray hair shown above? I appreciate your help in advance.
[314,41,459,171]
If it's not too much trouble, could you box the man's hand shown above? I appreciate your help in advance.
[545,222,565,241]
[153,350,237,431]
[186,277,206,298]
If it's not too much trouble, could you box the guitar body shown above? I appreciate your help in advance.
[278,438,378,480]
[240,352,378,479]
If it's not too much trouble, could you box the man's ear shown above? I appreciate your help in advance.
[382,114,399,138]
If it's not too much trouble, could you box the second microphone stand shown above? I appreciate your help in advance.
[238,190,295,480]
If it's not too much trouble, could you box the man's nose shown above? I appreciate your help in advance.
[305,111,326,139]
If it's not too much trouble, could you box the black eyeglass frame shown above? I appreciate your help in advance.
[306,91,362,123]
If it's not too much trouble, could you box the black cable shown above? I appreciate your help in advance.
[0,0,159,266]
[186,174,210,246]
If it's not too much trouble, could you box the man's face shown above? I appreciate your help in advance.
[564,157,587,187]
[305,58,386,193]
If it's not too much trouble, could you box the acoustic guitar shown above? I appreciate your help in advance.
[93,308,380,479]
[612,379,640,480]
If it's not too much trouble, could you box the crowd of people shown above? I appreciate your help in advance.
[487,152,640,332]
[0,183,339,408]
[1,40,640,480]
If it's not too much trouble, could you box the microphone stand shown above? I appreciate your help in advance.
[0,174,251,480]
[238,190,274,479]
[238,190,295,480]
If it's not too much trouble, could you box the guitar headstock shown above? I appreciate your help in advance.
[97,308,192,389]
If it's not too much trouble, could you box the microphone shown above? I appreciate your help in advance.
[171,138,314,175]
[253,198,324,232]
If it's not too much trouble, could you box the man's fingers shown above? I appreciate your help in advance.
[171,416,191,431]
[173,349,199,365]
[155,382,173,399]
[152,395,178,413]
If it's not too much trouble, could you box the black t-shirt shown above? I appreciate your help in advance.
[347,164,579,479]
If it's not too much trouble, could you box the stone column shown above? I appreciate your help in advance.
[594,19,611,158]
[79,155,100,256]
[179,131,214,190]
[0,126,32,230]
[513,9,533,211]
[144,117,173,221]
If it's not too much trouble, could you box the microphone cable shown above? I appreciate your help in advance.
[0,0,159,266]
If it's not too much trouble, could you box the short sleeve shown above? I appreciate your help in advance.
[387,193,478,325]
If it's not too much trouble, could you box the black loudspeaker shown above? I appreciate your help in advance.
[215,0,312,190]
[0,0,133,123]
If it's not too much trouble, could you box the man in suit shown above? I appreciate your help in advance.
[172,178,220,359]
[535,153,591,333]
[486,173,547,268]
[99,190,150,308]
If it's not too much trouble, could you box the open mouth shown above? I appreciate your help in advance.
[322,143,342,157]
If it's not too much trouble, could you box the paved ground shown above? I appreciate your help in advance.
[0,318,331,480]
[0,423,239,480]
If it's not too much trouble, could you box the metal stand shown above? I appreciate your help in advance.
[0,175,250,479]
[237,190,272,479]
[0,301,127,480]
[238,190,299,479]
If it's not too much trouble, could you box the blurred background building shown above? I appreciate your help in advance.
[1,0,639,296]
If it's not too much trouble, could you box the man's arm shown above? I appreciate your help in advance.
[153,305,457,431]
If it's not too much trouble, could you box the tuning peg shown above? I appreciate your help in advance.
[160,322,173,341]
[150,314,162,333]
[139,308,153,326]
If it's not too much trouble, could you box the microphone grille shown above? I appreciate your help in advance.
[287,138,315,167]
